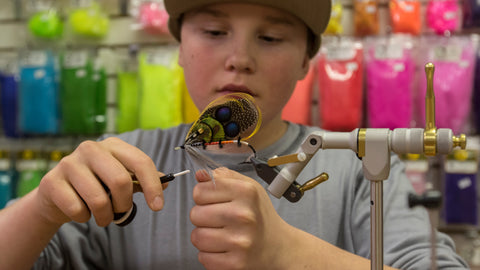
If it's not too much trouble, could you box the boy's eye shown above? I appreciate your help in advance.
[259,35,282,43]
[204,30,227,37]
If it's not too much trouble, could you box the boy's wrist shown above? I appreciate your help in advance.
[268,222,313,270]
[30,189,68,228]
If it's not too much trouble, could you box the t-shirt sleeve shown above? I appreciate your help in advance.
[32,219,111,270]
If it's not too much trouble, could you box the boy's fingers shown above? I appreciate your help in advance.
[193,168,237,205]
[99,138,164,211]
[132,172,170,193]
[46,178,91,223]
[195,169,212,183]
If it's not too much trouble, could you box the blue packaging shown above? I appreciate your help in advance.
[473,55,480,133]
[443,150,478,225]
[18,50,59,135]
[0,73,19,137]
[463,0,480,28]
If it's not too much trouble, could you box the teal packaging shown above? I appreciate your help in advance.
[0,150,14,209]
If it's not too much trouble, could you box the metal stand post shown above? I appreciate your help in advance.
[371,181,384,270]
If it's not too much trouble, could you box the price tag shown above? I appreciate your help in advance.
[0,159,10,171]
[63,51,88,68]
[22,51,47,67]
[445,160,478,174]
[145,49,175,67]
[433,45,462,62]
[326,43,358,61]
[374,44,404,60]
[405,160,429,173]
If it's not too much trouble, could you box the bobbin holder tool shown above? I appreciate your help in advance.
[255,63,467,270]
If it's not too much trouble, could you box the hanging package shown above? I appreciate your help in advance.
[180,72,199,124]
[417,35,477,134]
[0,71,19,138]
[16,149,46,198]
[324,0,343,35]
[389,0,422,35]
[18,50,59,135]
[282,61,316,125]
[472,52,480,133]
[443,150,478,225]
[117,71,140,133]
[426,0,459,35]
[317,37,364,131]
[69,1,110,38]
[353,0,379,37]
[93,59,107,134]
[60,50,95,135]
[26,0,63,40]
[138,48,184,129]
[0,150,15,209]
[463,0,480,28]
[60,50,107,135]
[131,0,170,35]
[402,154,429,195]
[117,46,140,133]
[28,9,63,39]
[364,35,415,129]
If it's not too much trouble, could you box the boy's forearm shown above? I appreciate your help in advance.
[282,226,399,270]
[0,188,62,270]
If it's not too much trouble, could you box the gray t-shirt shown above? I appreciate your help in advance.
[33,123,468,269]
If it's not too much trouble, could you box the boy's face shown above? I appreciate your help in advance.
[178,3,310,126]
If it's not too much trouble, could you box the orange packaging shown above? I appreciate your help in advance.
[354,0,380,37]
[390,0,422,35]
[281,62,316,125]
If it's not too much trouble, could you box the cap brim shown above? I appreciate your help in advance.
[165,0,331,57]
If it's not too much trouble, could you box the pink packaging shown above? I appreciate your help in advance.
[365,36,415,129]
[417,36,477,134]
[426,0,459,35]
[132,1,170,35]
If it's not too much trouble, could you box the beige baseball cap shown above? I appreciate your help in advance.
[164,0,332,58]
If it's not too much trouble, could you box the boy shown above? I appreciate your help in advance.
[0,0,468,269]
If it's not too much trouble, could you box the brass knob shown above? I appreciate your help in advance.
[453,134,467,149]
[299,173,329,194]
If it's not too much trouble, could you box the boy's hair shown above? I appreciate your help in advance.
[164,0,332,58]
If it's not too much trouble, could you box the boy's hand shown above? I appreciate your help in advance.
[36,137,166,227]
[190,167,292,270]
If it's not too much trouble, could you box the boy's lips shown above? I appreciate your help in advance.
[218,84,256,97]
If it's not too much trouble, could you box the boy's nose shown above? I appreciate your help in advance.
[224,42,256,74]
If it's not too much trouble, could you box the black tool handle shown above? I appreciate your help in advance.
[408,190,442,209]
